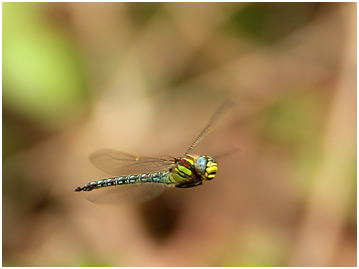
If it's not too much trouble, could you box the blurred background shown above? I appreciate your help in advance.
[2,2,356,266]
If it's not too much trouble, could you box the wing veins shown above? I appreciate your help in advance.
[185,99,234,154]
[89,149,175,175]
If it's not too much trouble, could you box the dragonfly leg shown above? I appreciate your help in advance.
[175,181,203,188]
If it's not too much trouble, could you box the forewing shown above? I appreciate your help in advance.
[186,99,234,154]
[89,149,175,176]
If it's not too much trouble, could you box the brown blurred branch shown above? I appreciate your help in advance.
[289,3,356,266]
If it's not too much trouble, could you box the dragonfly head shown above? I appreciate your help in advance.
[195,155,218,180]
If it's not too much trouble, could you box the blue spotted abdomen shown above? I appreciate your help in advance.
[75,171,171,192]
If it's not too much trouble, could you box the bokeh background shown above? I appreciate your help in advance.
[3,2,356,266]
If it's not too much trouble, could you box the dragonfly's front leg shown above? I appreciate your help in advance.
[175,181,203,188]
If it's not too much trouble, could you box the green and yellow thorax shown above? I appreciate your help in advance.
[170,154,218,188]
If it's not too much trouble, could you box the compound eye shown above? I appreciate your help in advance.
[196,156,207,174]
[205,158,218,180]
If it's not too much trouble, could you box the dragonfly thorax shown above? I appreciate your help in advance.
[169,154,218,188]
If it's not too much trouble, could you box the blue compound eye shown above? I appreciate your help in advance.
[196,156,207,174]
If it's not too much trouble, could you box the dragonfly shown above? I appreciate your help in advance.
[74,100,233,204]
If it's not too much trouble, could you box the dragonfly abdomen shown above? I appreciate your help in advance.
[74,171,172,192]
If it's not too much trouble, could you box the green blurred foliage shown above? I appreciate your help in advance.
[128,3,162,29]
[347,158,358,225]
[259,90,326,192]
[3,3,88,128]
[3,254,117,267]
[226,3,321,42]
[70,255,118,267]
[260,90,324,148]
[220,228,289,266]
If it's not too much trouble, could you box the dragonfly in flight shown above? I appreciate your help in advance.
[75,100,233,203]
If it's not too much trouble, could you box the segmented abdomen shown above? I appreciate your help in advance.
[75,171,171,192]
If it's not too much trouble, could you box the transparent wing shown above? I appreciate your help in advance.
[185,99,234,154]
[89,149,176,176]
[83,183,170,205]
